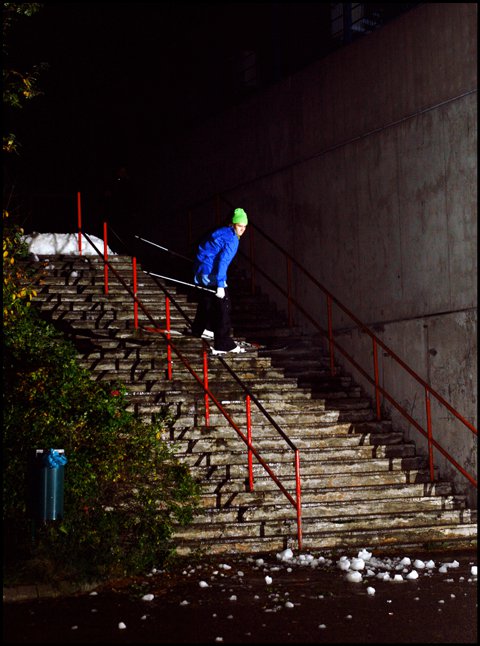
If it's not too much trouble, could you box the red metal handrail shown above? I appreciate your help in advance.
[203,348,210,426]
[236,214,477,489]
[80,230,304,547]
[246,395,254,492]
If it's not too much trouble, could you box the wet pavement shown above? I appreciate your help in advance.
[3,549,477,644]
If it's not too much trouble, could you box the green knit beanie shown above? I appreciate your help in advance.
[232,208,248,225]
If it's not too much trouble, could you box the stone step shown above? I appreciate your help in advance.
[168,431,409,452]
[188,493,467,524]
[166,420,396,441]
[199,407,376,425]
[105,376,327,396]
[39,310,189,326]
[34,296,195,313]
[79,359,289,381]
[177,453,428,477]
[185,468,439,491]
[167,433,403,462]
[196,481,455,507]
[173,521,478,556]
[81,351,276,371]
[128,399,376,423]
[173,508,476,542]
[173,444,417,467]
[80,364,301,389]
[133,406,377,427]
[167,420,397,442]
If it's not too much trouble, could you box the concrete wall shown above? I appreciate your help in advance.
[152,4,477,503]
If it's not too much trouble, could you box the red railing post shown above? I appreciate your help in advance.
[425,386,435,481]
[327,295,335,376]
[166,296,172,380]
[203,348,209,426]
[103,221,109,294]
[246,395,254,491]
[294,449,303,549]
[372,338,381,420]
[77,191,82,256]
[132,257,138,329]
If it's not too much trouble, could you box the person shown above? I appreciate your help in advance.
[188,208,249,354]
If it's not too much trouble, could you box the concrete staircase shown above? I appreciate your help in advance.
[21,253,477,556]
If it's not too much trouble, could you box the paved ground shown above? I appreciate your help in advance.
[3,549,477,644]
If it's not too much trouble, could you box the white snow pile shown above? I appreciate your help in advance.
[70,547,476,633]
[269,547,477,589]
[23,232,116,258]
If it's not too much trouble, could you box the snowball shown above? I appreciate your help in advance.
[337,557,351,571]
[350,558,365,571]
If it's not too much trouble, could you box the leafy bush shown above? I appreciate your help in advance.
[3,216,199,584]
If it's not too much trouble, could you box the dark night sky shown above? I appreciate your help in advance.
[6,2,416,228]
[8,2,236,193]
[6,2,335,199]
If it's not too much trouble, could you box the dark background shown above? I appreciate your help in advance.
[4,2,419,237]
[6,3,330,199]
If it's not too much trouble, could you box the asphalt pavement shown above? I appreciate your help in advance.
[3,549,478,644]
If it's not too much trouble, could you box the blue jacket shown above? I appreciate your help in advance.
[193,225,239,288]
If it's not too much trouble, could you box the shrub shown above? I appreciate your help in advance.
[3,216,199,584]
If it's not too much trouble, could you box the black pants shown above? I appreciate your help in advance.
[192,288,237,351]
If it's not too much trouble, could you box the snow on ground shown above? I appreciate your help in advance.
[23,232,116,257]
[109,547,477,636]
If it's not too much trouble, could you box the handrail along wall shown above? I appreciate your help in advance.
[216,197,476,490]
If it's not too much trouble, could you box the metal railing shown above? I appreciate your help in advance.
[226,206,477,490]
[92,180,476,493]
[79,228,304,547]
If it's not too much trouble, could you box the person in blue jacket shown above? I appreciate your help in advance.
[189,208,248,353]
